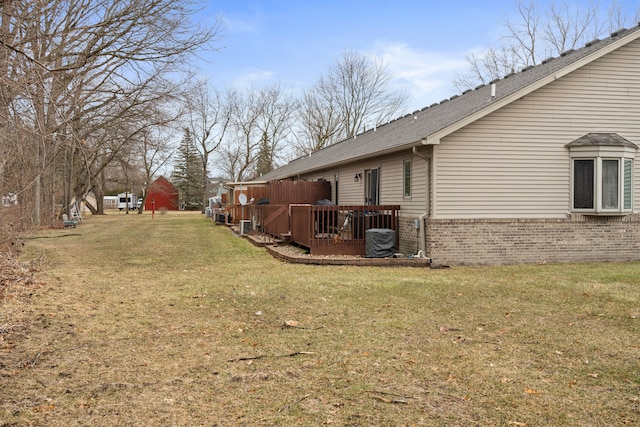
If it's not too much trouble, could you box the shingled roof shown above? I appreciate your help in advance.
[258,24,640,182]
[566,133,638,148]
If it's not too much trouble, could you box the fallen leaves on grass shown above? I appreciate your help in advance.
[0,253,43,302]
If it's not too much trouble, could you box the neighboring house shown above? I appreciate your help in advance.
[144,176,179,211]
[103,195,118,210]
[208,177,231,204]
[257,25,640,266]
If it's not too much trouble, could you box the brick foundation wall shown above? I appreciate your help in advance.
[398,219,420,256]
[425,214,640,266]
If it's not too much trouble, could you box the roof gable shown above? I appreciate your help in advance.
[150,176,177,191]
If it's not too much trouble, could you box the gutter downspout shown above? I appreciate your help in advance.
[413,146,430,259]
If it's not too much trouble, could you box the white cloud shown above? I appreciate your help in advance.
[369,42,470,112]
[220,15,260,35]
[230,68,276,89]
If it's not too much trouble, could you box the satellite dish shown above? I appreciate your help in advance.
[238,193,248,205]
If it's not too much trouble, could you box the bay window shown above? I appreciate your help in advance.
[567,134,636,215]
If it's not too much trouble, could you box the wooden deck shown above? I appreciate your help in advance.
[254,204,400,256]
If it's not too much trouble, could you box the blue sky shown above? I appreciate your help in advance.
[197,1,639,114]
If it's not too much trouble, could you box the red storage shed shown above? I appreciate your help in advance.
[144,176,179,211]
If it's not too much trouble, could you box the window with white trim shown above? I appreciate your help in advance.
[403,159,411,198]
[567,134,636,215]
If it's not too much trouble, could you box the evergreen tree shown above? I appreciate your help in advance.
[172,128,204,209]
[255,131,273,177]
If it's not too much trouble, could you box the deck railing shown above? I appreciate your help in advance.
[254,204,400,255]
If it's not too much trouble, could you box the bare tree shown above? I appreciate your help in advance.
[544,2,602,55]
[216,84,295,181]
[217,141,244,183]
[0,0,221,226]
[253,84,296,176]
[223,88,261,182]
[503,0,542,67]
[295,50,407,155]
[0,2,15,212]
[184,81,233,211]
[332,51,407,138]
[453,0,640,91]
[452,47,522,91]
[608,0,640,32]
[292,88,343,156]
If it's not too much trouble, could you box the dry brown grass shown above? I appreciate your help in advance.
[0,205,32,255]
[1,211,639,426]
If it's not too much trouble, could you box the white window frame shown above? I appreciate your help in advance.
[403,159,412,199]
[569,146,635,215]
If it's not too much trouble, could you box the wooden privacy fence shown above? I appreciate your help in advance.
[268,181,330,205]
[254,204,400,256]
[225,180,330,225]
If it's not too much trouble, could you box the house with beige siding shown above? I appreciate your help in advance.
[257,24,640,266]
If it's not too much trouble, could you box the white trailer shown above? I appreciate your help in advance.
[117,193,138,211]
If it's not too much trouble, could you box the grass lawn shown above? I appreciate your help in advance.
[1,211,639,426]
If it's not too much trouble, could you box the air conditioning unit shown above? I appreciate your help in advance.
[240,220,251,235]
